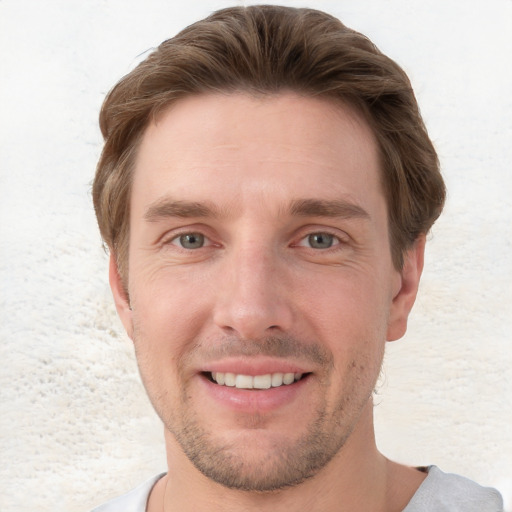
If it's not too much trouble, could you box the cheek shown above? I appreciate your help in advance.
[132,255,214,317]
[298,268,390,381]
[300,267,391,336]
[129,269,213,365]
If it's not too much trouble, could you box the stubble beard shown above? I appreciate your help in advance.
[135,333,381,493]
[168,388,355,492]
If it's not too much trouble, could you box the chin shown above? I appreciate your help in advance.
[168,408,349,493]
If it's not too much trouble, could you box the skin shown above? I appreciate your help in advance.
[110,93,426,512]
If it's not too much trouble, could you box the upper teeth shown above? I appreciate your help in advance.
[211,372,303,389]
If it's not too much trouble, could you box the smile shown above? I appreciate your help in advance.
[209,372,304,389]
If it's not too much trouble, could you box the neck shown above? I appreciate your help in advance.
[149,402,425,512]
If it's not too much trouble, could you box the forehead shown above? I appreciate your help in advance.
[131,93,384,219]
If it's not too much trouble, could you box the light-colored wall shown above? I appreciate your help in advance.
[1,1,510,510]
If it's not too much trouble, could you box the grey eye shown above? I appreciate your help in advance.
[308,233,335,249]
[178,233,205,249]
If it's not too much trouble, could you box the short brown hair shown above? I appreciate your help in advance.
[93,5,445,280]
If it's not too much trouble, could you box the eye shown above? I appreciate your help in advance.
[307,233,337,249]
[298,231,340,249]
[298,232,340,249]
[172,232,206,249]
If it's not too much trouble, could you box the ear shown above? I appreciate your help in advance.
[109,252,134,340]
[386,234,426,342]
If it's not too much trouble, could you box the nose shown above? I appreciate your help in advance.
[212,242,294,340]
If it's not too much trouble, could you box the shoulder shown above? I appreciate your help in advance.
[403,466,503,512]
[89,473,165,512]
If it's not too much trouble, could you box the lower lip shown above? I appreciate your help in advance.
[199,374,310,413]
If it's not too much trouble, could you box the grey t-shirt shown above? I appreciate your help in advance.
[402,466,503,511]
[90,466,504,511]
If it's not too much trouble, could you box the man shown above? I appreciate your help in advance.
[90,5,503,511]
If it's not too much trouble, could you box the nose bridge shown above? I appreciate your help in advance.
[213,237,293,339]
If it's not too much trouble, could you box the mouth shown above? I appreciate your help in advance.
[204,371,308,390]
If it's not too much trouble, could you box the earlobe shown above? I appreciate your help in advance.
[109,252,134,339]
[386,234,426,342]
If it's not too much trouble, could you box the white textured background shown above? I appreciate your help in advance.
[1,1,511,511]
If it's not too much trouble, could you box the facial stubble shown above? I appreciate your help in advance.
[134,333,383,493]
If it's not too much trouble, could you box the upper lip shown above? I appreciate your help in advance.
[199,357,311,376]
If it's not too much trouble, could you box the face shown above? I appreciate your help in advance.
[111,93,423,491]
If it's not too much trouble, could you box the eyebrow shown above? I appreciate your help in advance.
[144,199,219,221]
[143,197,370,222]
[289,198,370,220]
